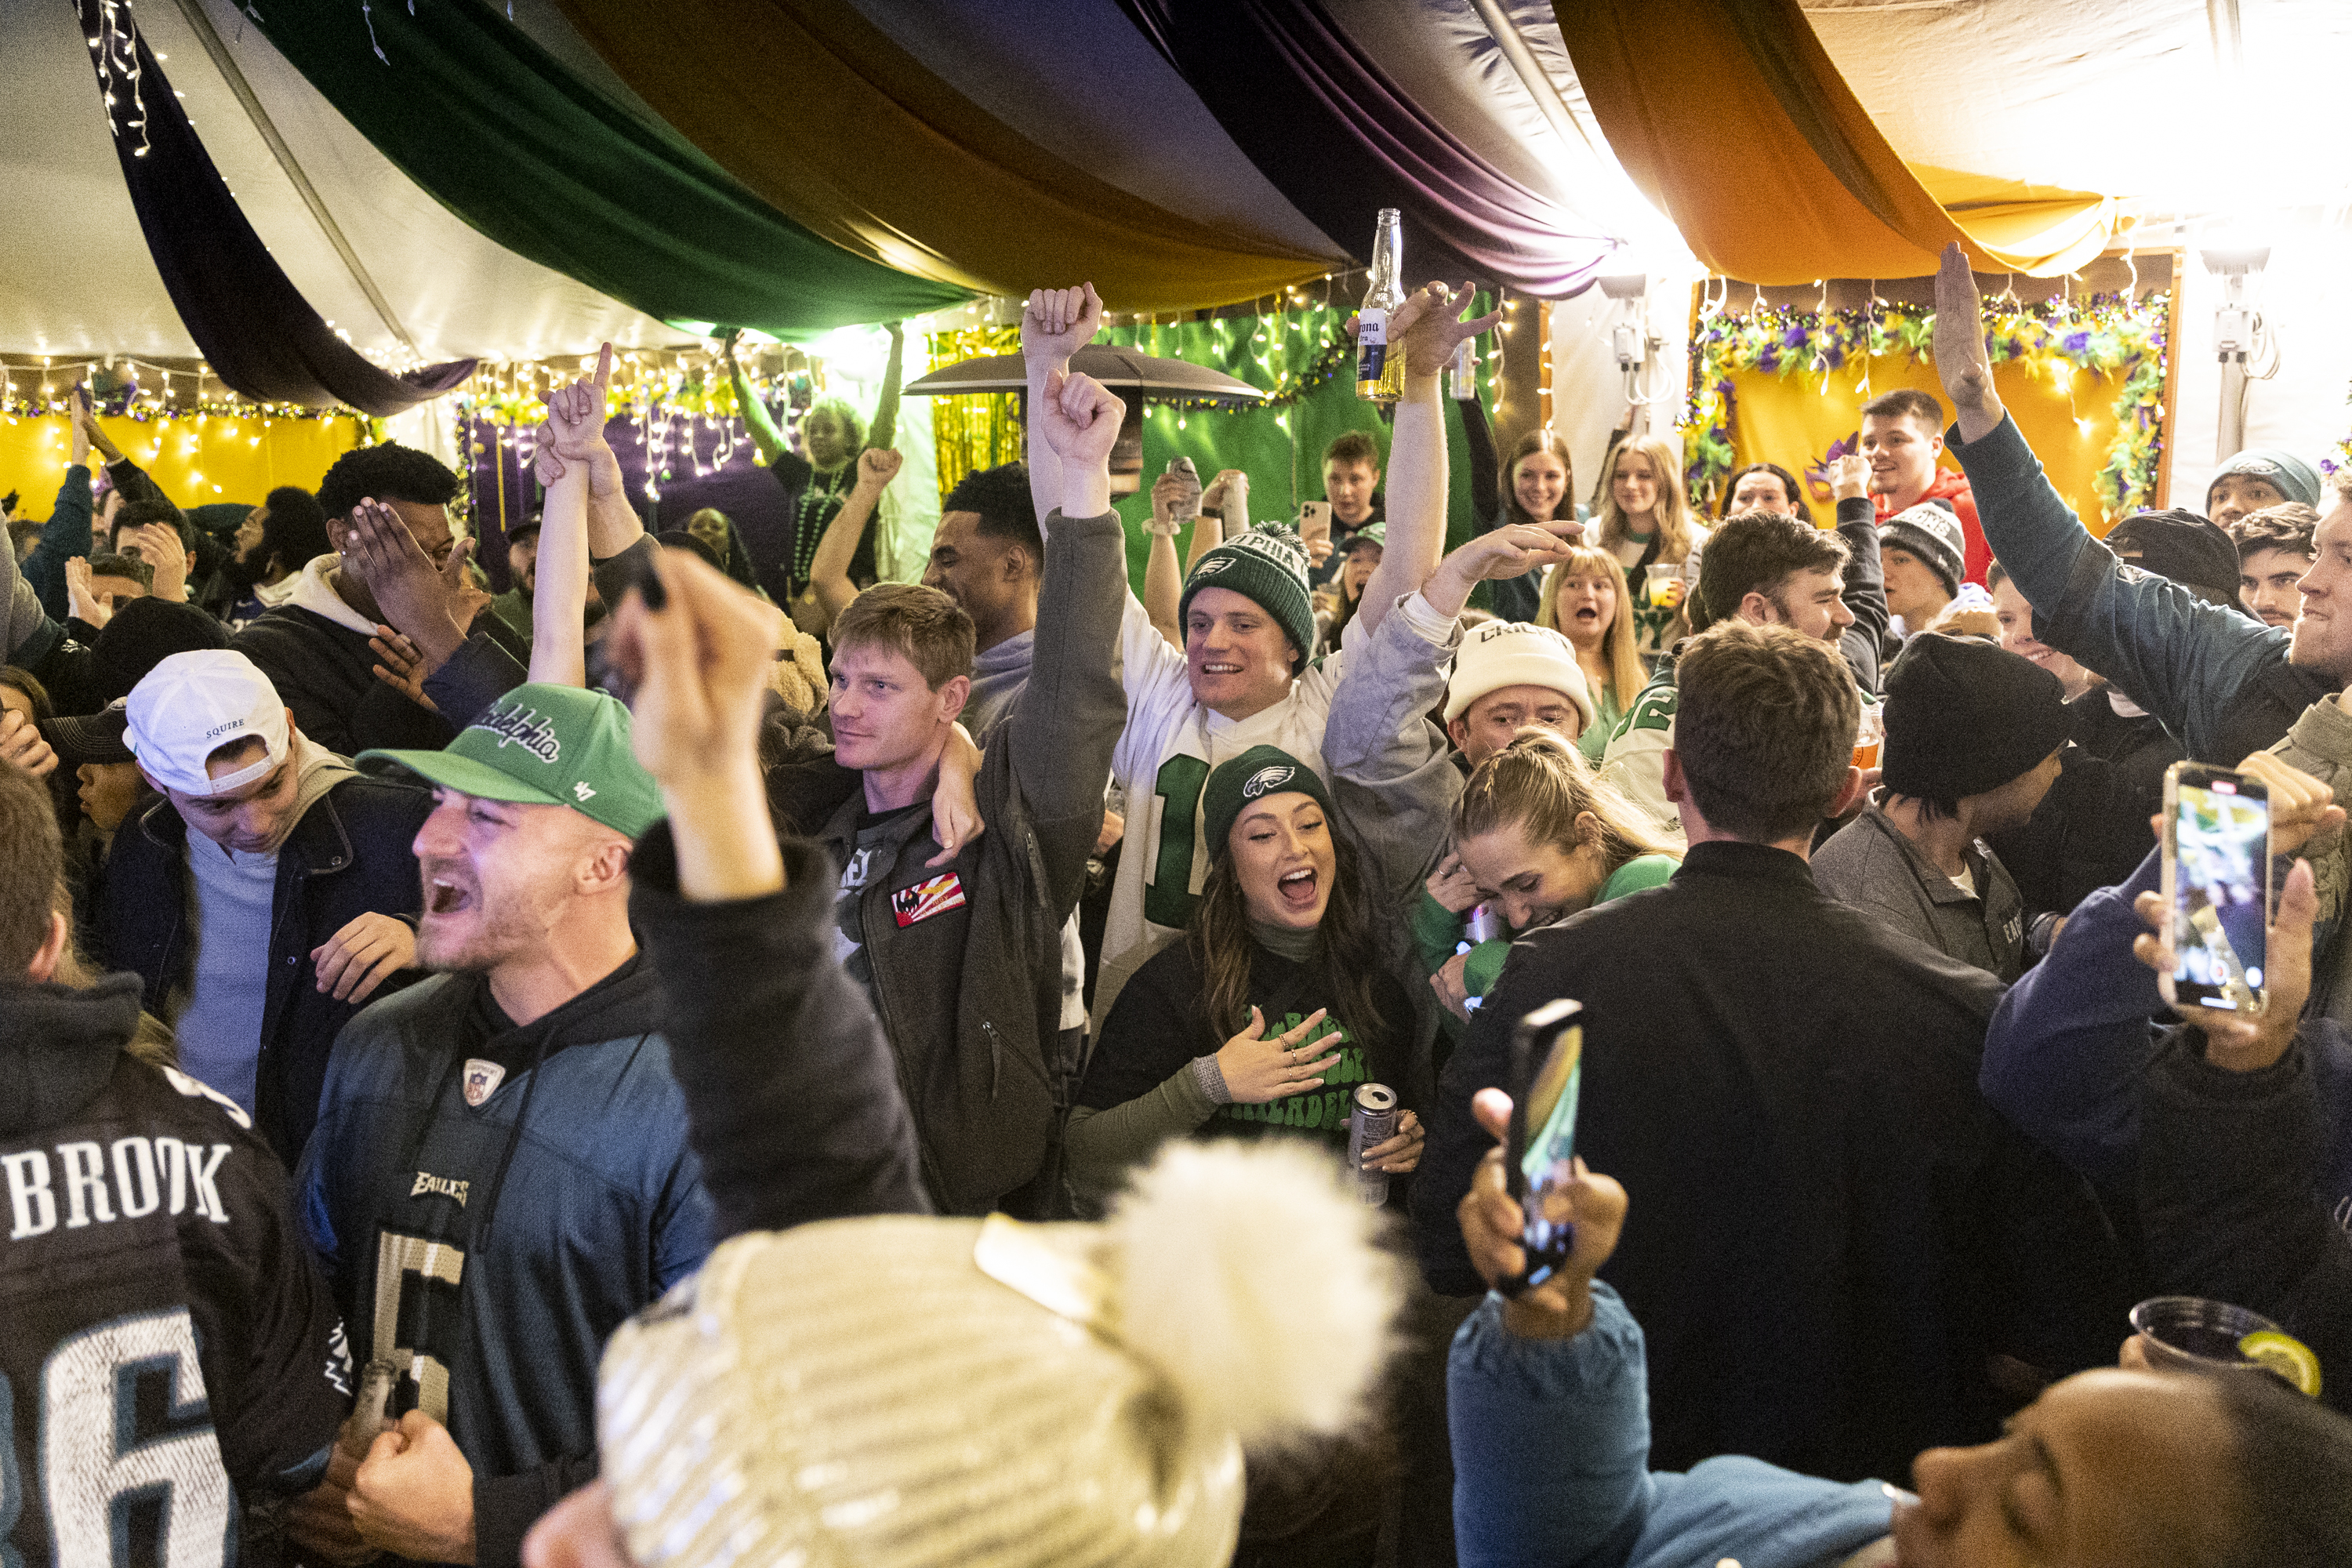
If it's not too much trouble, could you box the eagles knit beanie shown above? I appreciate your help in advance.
[1180,524,1316,664]
[2103,510,2244,605]
[1881,632,2071,806]
[2209,448,2321,510]
[1202,744,1334,860]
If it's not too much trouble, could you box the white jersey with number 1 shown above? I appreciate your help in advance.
[1092,593,1347,1033]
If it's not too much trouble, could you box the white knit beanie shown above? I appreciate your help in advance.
[1444,619,1595,727]
[595,1141,1401,1568]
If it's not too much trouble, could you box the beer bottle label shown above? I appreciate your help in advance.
[1356,308,1388,382]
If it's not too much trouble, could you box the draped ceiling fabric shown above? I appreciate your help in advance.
[1121,0,1620,297]
[72,2,474,416]
[549,0,1348,314]
[242,0,967,342]
[1555,0,2120,284]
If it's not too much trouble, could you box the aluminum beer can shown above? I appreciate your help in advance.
[1348,1083,1399,1207]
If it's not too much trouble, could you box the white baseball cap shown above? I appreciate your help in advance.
[1443,619,1595,727]
[125,650,291,797]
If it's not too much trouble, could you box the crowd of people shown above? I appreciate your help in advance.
[2,238,2350,1568]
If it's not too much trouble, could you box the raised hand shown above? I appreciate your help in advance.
[2234,750,2345,858]
[1425,523,1581,619]
[1932,241,2002,439]
[78,389,124,465]
[1391,281,1501,383]
[1035,368,1125,470]
[1425,851,1483,914]
[70,387,92,470]
[1457,1087,1628,1338]
[65,556,109,628]
[855,446,905,494]
[1829,452,1871,502]
[1214,1006,1343,1105]
[538,343,620,495]
[1022,283,1105,365]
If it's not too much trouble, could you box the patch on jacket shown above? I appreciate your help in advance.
[411,1170,470,1207]
[891,872,968,928]
[463,1058,506,1107]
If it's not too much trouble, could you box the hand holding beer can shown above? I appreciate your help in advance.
[1348,1083,1399,1207]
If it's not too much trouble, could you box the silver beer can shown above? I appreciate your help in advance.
[1348,1083,1399,1207]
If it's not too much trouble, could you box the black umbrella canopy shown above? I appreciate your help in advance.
[905,343,1266,401]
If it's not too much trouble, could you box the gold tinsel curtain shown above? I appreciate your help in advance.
[927,327,1022,497]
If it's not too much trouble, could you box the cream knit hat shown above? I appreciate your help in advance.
[596,1140,1400,1568]
[1443,619,1595,728]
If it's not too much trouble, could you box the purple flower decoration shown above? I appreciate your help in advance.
[1759,347,1781,372]
[1782,326,1809,350]
[2063,330,2092,354]
[1824,346,1846,370]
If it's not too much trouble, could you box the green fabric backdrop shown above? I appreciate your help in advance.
[247,0,967,339]
[1102,303,1494,593]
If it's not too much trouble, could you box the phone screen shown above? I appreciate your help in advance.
[2169,768,2270,1010]
[1505,1000,1584,1292]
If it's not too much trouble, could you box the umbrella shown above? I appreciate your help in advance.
[905,343,1266,401]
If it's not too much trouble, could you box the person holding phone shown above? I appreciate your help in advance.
[1444,1083,2352,1568]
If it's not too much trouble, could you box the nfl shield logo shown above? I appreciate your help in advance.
[463,1058,506,1108]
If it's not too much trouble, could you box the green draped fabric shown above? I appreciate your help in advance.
[245,0,967,339]
[1101,306,1493,593]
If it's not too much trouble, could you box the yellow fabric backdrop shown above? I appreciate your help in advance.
[0,413,365,518]
[1722,355,2127,534]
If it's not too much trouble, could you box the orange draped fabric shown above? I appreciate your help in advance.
[1555,0,2118,283]
[550,0,1348,313]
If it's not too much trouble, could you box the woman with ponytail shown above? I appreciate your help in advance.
[1068,745,1424,1216]
[1589,434,1708,667]
[1421,731,1681,1027]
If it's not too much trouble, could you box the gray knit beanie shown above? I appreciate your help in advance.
[1179,524,1316,666]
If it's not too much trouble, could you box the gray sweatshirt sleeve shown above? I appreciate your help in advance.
[1323,593,1466,906]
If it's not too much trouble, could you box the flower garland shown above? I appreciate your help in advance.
[1682,292,2170,521]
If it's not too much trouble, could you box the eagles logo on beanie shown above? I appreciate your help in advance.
[1202,743,1334,858]
[1181,524,1316,669]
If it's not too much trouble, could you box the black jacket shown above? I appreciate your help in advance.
[0,975,350,1563]
[1985,690,2180,926]
[2140,1031,2352,1415]
[94,772,434,1164]
[1416,840,2132,1481]
[630,827,928,1238]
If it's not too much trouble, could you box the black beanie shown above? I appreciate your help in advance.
[2104,510,2242,605]
[91,597,233,705]
[1881,633,2071,805]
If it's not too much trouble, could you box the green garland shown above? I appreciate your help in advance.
[1683,292,2169,521]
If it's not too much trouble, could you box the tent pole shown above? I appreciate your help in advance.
[167,0,421,358]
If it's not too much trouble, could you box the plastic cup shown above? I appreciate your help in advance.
[1644,563,1682,609]
[2129,1296,2281,1375]
[1853,705,1884,770]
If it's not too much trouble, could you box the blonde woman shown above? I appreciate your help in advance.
[1418,731,1681,1035]
[1587,434,1708,666]
[1535,543,1646,760]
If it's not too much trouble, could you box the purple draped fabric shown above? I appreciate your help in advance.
[1119,0,1616,297]
[76,0,475,416]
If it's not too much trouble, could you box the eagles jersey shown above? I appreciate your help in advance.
[0,1040,349,1567]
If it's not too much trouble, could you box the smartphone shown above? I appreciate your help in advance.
[1298,500,1332,547]
[2160,761,2271,1013]
[1499,998,1584,1296]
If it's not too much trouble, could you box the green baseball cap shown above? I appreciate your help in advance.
[360,683,665,840]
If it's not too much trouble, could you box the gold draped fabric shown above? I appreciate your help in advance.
[1555,0,2119,283]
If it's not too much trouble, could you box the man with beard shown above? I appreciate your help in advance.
[290,683,713,1568]
[211,486,333,630]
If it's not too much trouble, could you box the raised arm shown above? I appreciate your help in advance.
[1020,284,1105,533]
[526,345,610,688]
[867,321,906,454]
[1142,469,1188,648]
[1828,453,1888,693]
[26,392,98,620]
[609,549,927,1235]
[1361,284,1501,640]
[723,332,787,468]
[811,448,899,626]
